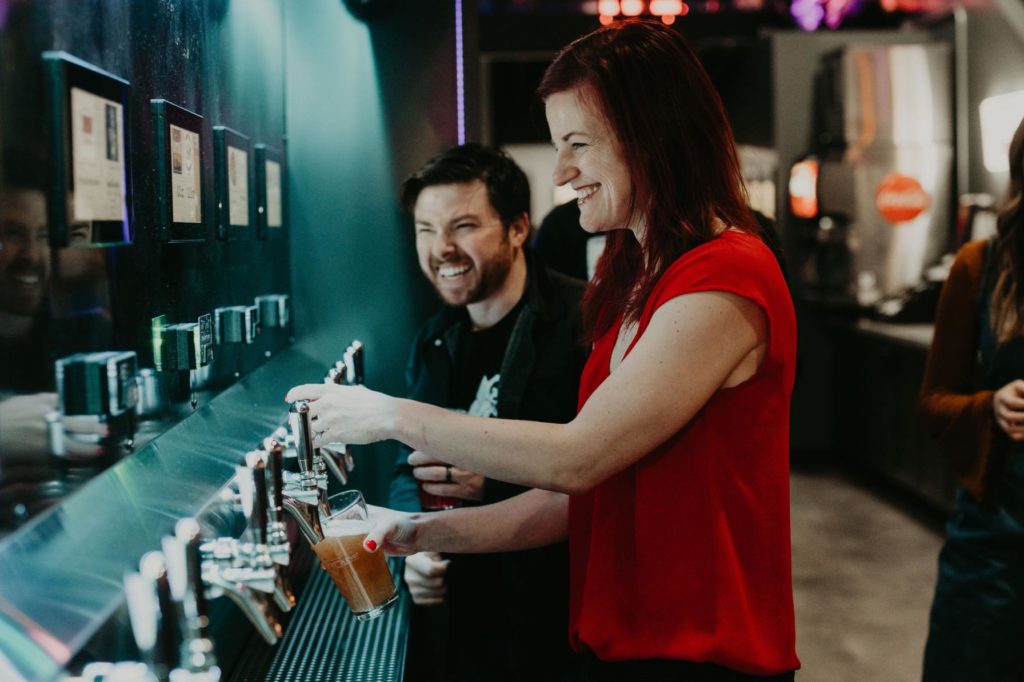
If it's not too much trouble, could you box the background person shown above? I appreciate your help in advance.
[290,20,799,681]
[389,143,588,682]
[919,116,1024,681]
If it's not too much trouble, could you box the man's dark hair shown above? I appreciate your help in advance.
[401,143,530,229]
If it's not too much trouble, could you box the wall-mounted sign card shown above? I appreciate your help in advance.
[213,126,250,240]
[254,143,285,240]
[227,145,249,226]
[171,125,201,223]
[151,99,205,242]
[44,52,133,247]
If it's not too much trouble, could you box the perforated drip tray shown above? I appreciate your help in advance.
[228,559,409,681]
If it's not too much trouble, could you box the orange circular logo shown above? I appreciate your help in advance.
[875,173,930,224]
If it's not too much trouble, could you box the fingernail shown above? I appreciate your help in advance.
[365,539,377,551]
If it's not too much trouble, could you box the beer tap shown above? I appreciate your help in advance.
[170,518,282,647]
[281,401,329,545]
[344,340,364,385]
[162,520,225,669]
[241,450,294,612]
[319,364,351,482]
[262,438,292,559]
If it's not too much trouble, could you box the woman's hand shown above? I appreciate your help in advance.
[365,504,420,555]
[284,384,398,446]
[408,450,484,502]
[993,380,1024,441]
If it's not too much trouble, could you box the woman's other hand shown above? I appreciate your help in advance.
[993,380,1024,440]
[284,384,398,446]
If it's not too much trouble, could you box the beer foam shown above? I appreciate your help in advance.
[324,518,370,536]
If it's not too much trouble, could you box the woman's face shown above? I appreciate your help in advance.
[546,85,639,238]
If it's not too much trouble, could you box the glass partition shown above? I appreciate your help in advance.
[0,0,290,538]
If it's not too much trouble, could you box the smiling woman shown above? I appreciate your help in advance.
[287,20,799,681]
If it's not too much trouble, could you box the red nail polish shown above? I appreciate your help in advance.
[365,539,377,551]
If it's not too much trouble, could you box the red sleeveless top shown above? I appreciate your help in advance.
[568,230,800,675]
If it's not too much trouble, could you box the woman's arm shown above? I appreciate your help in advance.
[288,290,765,494]
[366,488,569,556]
[918,243,1005,481]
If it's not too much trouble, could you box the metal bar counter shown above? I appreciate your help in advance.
[229,559,409,682]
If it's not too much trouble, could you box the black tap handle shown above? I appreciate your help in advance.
[264,438,284,514]
[152,558,182,672]
[289,401,316,478]
[175,519,209,638]
[246,451,269,546]
[345,341,364,385]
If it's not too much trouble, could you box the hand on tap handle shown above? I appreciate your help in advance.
[284,383,396,447]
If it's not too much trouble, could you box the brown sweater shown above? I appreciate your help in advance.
[919,239,1008,502]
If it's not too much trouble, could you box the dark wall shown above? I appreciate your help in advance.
[284,0,467,502]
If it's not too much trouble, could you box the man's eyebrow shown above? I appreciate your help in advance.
[447,214,479,225]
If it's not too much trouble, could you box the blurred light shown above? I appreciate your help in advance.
[661,13,676,22]
[880,0,897,11]
[789,159,819,218]
[599,12,615,23]
[621,0,645,15]
[456,0,465,144]
[680,2,690,12]
[651,0,683,12]
[598,0,621,15]
[706,0,720,11]
[790,0,824,30]
[980,90,1024,173]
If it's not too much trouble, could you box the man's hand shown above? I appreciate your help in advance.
[994,380,1024,441]
[0,393,106,460]
[402,551,449,606]
[408,450,484,502]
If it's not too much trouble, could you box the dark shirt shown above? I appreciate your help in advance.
[389,249,588,682]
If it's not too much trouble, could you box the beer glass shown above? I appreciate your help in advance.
[417,461,463,511]
[314,490,398,620]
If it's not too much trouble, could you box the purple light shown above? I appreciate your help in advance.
[790,0,824,31]
[455,0,466,145]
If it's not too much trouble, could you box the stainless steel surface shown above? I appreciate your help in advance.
[214,306,261,346]
[255,295,290,330]
[0,349,324,681]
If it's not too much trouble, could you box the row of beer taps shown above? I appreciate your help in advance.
[66,342,365,682]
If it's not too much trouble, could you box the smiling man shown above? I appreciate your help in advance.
[389,144,588,682]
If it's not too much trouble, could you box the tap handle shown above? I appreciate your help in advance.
[263,438,285,515]
[325,365,344,385]
[131,551,181,674]
[245,451,270,546]
[289,400,316,480]
[344,341,364,385]
[174,518,209,639]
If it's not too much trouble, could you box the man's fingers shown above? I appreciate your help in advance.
[412,465,453,483]
[421,482,461,497]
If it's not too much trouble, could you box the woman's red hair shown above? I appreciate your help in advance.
[537,20,757,341]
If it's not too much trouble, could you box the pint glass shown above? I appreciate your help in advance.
[314,490,398,620]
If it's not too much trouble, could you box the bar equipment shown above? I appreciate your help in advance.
[214,305,260,346]
[153,314,214,409]
[795,43,954,312]
[167,517,282,646]
[281,401,330,545]
[255,294,290,332]
[53,350,140,457]
[239,451,294,612]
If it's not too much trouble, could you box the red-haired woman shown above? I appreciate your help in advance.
[288,20,799,681]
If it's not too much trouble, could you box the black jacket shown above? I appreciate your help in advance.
[388,249,588,682]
